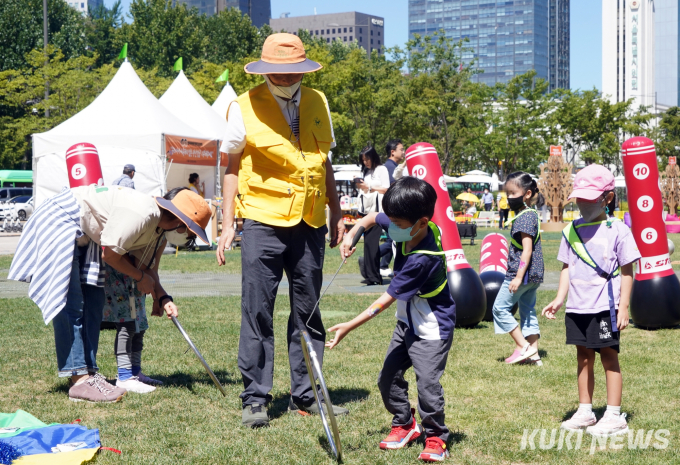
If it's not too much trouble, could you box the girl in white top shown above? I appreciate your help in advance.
[355,146,391,285]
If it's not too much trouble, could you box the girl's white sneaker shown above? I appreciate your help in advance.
[586,412,629,437]
[561,409,597,431]
[117,376,156,394]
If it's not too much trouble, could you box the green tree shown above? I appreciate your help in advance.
[86,0,126,67]
[120,0,206,77]
[0,0,87,71]
[657,106,680,158]
[202,8,263,64]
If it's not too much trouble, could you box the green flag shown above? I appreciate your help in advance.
[173,57,183,72]
[118,43,128,60]
[215,69,229,83]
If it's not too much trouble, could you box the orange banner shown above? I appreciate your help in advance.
[166,135,218,166]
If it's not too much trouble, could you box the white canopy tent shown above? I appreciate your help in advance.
[32,61,209,206]
[211,82,238,122]
[160,70,228,199]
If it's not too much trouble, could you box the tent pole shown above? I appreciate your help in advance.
[161,134,167,196]
[215,141,221,199]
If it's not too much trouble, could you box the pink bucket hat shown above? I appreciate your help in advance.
[568,164,615,201]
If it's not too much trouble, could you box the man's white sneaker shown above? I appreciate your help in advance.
[561,409,597,431]
[116,376,156,394]
[586,412,629,437]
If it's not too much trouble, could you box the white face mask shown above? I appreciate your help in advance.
[165,230,188,246]
[265,75,302,100]
[577,196,606,222]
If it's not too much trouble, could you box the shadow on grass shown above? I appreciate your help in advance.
[153,370,239,392]
[561,407,635,423]
[459,322,490,330]
[267,387,371,420]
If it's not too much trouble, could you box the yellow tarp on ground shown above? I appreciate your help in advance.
[13,447,99,465]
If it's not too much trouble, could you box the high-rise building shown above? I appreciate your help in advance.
[408,0,570,90]
[173,1,271,27]
[655,0,679,107]
[603,0,680,110]
[178,0,218,16]
[217,0,271,28]
[66,0,103,14]
[269,12,385,58]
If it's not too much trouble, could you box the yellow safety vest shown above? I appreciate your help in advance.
[232,83,333,228]
[562,219,621,279]
[401,221,448,298]
[505,208,541,249]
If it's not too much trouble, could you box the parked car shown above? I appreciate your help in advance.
[0,188,32,202]
[0,195,31,220]
[14,196,34,220]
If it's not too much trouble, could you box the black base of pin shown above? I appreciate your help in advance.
[447,267,486,328]
[630,273,680,329]
[479,271,518,321]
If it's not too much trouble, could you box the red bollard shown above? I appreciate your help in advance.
[405,143,486,327]
[66,143,104,188]
[478,233,517,321]
[622,136,680,328]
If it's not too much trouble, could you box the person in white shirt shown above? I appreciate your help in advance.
[356,145,391,285]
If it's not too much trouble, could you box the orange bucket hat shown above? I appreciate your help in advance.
[155,190,211,244]
[245,33,322,75]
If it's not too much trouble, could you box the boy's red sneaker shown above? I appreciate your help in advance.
[419,436,449,462]
[379,408,422,450]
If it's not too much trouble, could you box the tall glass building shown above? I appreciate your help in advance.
[408,0,569,90]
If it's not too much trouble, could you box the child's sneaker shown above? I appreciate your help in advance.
[586,411,629,437]
[505,343,537,364]
[116,376,156,394]
[519,354,543,366]
[379,408,421,450]
[137,373,163,386]
[561,409,597,431]
[419,436,449,462]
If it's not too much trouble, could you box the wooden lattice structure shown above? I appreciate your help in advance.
[661,162,680,214]
[538,154,573,223]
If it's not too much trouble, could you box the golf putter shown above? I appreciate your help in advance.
[300,329,342,462]
[305,226,366,335]
[171,316,227,397]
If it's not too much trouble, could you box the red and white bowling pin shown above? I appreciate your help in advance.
[621,137,673,280]
[66,143,104,188]
[405,143,471,272]
[405,142,486,327]
[479,233,509,274]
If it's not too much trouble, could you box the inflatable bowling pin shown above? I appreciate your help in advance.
[405,143,486,327]
[621,137,680,328]
[479,233,517,321]
[66,143,104,188]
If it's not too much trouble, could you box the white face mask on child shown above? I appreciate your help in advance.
[577,196,606,222]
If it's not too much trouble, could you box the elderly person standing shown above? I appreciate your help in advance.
[216,33,346,428]
[112,164,136,189]
[9,185,211,403]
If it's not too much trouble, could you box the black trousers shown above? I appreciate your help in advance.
[378,322,453,441]
[238,219,326,407]
[380,233,393,269]
[362,224,383,284]
[499,209,510,228]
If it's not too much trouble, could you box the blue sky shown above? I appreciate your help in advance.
[108,0,602,91]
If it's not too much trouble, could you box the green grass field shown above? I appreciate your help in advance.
[1,291,679,464]
[1,229,680,464]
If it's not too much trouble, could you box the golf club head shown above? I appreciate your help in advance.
[171,316,227,397]
[300,330,342,461]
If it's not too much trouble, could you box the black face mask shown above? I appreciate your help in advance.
[507,196,525,212]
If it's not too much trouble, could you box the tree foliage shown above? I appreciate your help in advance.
[0,0,672,175]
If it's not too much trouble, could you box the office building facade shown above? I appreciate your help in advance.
[655,0,679,107]
[408,0,569,90]
[67,0,103,14]
[608,0,680,110]
[174,0,271,27]
[270,12,385,57]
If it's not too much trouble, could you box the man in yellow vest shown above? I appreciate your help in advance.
[216,33,346,428]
